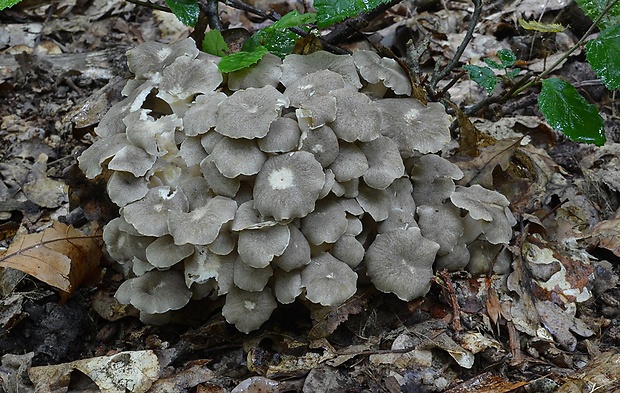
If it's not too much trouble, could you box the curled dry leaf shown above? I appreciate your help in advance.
[0,221,103,297]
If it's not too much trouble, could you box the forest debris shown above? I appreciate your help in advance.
[28,350,160,393]
[557,351,620,393]
[587,210,620,258]
[0,221,102,297]
[308,291,370,339]
[444,371,528,393]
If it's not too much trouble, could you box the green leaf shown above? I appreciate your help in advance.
[538,78,606,146]
[242,11,314,59]
[507,68,521,79]
[575,0,620,30]
[497,49,517,67]
[314,0,391,28]
[586,23,620,90]
[483,58,504,70]
[463,65,498,94]
[0,0,21,10]
[271,11,316,30]
[202,30,229,57]
[218,46,269,73]
[165,0,199,27]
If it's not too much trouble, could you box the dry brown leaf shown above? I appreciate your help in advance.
[0,221,102,297]
[456,138,522,189]
[588,215,620,258]
[308,291,370,339]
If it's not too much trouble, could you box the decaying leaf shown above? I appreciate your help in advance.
[588,213,620,258]
[0,221,102,297]
[308,291,370,339]
[28,350,159,393]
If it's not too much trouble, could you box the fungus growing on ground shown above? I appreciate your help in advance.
[82,39,516,332]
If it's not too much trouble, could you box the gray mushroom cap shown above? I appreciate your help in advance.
[329,142,368,182]
[300,199,348,245]
[183,93,227,136]
[210,137,267,178]
[103,217,154,263]
[126,38,199,80]
[301,252,358,306]
[124,110,182,157]
[361,136,405,190]
[145,235,194,268]
[450,185,516,244]
[168,196,237,245]
[115,269,192,315]
[122,186,189,237]
[78,133,131,179]
[184,246,236,287]
[258,117,301,153]
[233,255,273,292]
[356,182,391,221]
[107,171,149,207]
[365,227,440,301]
[280,51,361,89]
[228,52,282,90]
[331,235,365,267]
[411,154,464,207]
[199,157,240,198]
[273,224,311,271]
[157,55,222,101]
[284,69,346,107]
[237,224,291,268]
[353,50,412,96]
[416,203,464,256]
[253,151,325,221]
[215,85,288,139]
[273,269,303,304]
[222,286,277,333]
[299,125,339,168]
[330,88,382,142]
[377,99,451,156]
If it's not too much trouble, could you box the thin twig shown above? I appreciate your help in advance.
[430,0,483,89]
[124,0,170,12]
[322,0,402,45]
[204,0,223,31]
[513,0,620,95]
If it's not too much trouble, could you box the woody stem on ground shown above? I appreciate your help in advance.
[429,0,483,93]
[512,0,620,95]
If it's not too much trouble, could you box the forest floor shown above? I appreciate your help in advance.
[1,0,620,392]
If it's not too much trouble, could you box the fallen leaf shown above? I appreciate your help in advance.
[28,350,159,393]
[308,291,370,339]
[0,221,102,297]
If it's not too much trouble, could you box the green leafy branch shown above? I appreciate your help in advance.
[463,0,619,146]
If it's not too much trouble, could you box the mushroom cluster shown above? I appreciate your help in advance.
[79,38,515,332]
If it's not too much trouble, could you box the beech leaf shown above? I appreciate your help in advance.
[0,221,103,296]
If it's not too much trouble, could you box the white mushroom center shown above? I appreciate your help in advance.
[156,47,172,61]
[244,300,256,311]
[268,168,295,190]
[404,108,420,126]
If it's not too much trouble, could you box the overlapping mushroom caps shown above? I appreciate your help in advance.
[80,38,515,332]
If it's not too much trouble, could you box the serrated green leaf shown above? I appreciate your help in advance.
[483,58,504,70]
[464,65,498,94]
[0,0,21,10]
[165,0,199,27]
[314,0,391,28]
[497,49,517,67]
[507,68,521,79]
[202,30,229,57]
[538,78,605,146]
[271,11,316,30]
[586,23,620,90]
[575,0,620,30]
[218,46,269,73]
